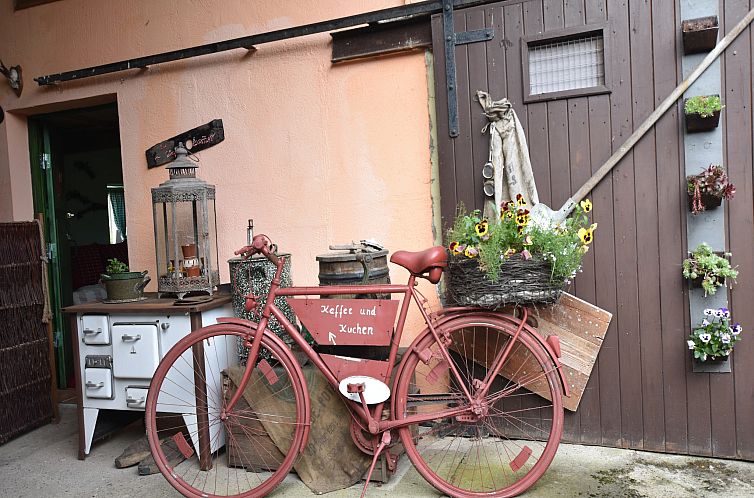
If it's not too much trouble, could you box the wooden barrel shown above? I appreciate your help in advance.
[316,242,391,360]
[316,242,390,297]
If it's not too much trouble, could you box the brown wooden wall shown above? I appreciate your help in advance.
[432,0,754,460]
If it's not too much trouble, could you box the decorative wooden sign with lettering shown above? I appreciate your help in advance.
[145,119,225,168]
[287,298,398,347]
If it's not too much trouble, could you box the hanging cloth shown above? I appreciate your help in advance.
[476,91,539,220]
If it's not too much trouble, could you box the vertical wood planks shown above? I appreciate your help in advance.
[466,9,490,208]
[652,0,688,456]
[723,0,754,461]
[630,0,664,454]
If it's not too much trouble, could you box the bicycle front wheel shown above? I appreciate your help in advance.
[145,323,307,498]
[394,314,564,498]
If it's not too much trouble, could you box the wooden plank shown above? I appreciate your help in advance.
[145,119,224,168]
[584,0,606,24]
[453,14,479,211]
[546,101,571,212]
[503,4,527,119]
[723,0,754,461]
[456,293,611,411]
[564,0,585,27]
[604,0,637,449]
[652,0,687,456]
[330,18,431,63]
[62,294,231,314]
[485,5,507,100]
[524,2,552,206]
[431,14,459,228]
[466,8,490,207]
[629,0,663,454]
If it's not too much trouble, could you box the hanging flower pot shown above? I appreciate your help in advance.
[686,164,735,214]
[684,95,723,133]
[682,16,719,55]
[688,307,741,373]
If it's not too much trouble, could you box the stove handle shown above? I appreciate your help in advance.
[121,334,142,342]
[85,381,105,388]
[83,328,102,336]
[127,396,146,405]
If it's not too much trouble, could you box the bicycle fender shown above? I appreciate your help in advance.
[215,317,313,450]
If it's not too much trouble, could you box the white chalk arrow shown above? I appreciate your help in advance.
[328,332,337,345]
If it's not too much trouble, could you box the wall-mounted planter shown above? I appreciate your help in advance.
[682,16,719,55]
[692,353,731,373]
[684,95,722,133]
[687,191,723,213]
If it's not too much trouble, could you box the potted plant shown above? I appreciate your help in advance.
[682,16,719,55]
[445,196,595,308]
[688,307,741,371]
[682,243,738,296]
[101,258,151,302]
[684,95,723,133]
[687,164,736,214]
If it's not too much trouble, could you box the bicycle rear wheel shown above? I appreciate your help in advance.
[393,314,564,497]
[145,323,307,498]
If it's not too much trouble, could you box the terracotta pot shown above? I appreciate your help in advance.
[186,266,201,277]
[181,243,198,258]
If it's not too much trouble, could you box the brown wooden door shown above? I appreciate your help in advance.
[431,0,754,460]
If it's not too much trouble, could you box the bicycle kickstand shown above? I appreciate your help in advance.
[360,430,391,498]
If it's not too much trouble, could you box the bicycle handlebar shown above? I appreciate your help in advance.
[234,234,280,266]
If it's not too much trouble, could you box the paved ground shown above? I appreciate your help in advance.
[1,404,754,497]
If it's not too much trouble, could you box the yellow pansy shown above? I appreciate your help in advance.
[580,199,593,213]
[475,220,489,237]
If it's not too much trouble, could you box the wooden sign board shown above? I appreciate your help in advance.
[453,292,612,412]
[287,298,398,347]
[145,119,225,168]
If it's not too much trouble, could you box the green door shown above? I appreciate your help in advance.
[29,119,69,388]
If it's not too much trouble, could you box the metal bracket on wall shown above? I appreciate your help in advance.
[442,0,494,137]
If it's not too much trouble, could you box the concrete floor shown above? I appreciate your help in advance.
[2,404,754,497]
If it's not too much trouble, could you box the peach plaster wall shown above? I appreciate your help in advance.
[0,0,440,341]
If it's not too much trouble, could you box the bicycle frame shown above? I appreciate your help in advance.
[223,251,533,438]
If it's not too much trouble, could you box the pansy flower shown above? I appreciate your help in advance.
[449,241,463,255]
[500,201,515,220]
[732,323,742,335]
[464,246,479,258]
[578,223,597,245]
[580,199,593,213]
[720,307,730,318]
[703,309,714,316]
[521,249,532,260]
[523,235,533,246]
[579,244,590,254]
[516,193,527,207]
[721,333,731,344]
[475,219,489,237]
[515,209,530,227]
[687,340,696,350]
[699,333,712,343]
[702,319,709,327]
[504,248,516,258]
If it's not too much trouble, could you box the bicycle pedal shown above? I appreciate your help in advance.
[339,375,390,404]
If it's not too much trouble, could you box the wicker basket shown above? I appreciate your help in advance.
[445,254,563,309]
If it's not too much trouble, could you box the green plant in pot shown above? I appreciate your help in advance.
[445,196,595,308]
[687,307,742,362]
[682,243,738,296]
[687,164,736,214]
[684,95,723,133]
[101,258,151,302]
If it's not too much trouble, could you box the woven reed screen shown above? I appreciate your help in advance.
[0,222,53,444]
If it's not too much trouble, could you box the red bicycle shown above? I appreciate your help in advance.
[145,234,566,498]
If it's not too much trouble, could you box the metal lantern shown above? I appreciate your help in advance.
[151,143,220,298]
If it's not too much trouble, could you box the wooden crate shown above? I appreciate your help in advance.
[224,373,287,472]
[454,292,612,412]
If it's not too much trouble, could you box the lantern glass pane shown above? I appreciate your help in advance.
[154,202,169,278]
[207,198,219,278]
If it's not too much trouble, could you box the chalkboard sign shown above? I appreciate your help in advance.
[145,119,224,168]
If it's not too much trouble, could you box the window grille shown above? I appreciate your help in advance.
[528,35,605,95]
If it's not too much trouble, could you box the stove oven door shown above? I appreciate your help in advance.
[112,323,161,379]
